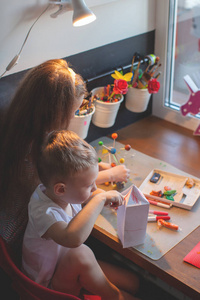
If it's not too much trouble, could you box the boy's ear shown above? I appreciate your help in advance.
[54,183,66,196]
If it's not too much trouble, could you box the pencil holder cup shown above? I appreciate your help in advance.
[91,87,124,128]
[68,106,95,139]
[125,87,151,113]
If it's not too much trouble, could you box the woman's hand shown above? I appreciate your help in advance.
[96,164,130,185]
[98,162,112,171]
[109,165,130,183]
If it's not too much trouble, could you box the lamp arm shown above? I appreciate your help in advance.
[49,0,73,18]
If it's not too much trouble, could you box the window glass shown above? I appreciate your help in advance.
[166,0,200,118]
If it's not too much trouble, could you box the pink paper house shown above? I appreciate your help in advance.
[117,185,149,248]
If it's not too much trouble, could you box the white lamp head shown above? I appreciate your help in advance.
[71,0,96,27]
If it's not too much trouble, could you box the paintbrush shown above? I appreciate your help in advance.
[130,55,135,73]
[131,60,141,86]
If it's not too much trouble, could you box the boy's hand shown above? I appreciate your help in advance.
[82,188,104,207]
[103,190,124,207]
[110,165,130,183]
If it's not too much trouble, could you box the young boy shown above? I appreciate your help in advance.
[22,130,139,300]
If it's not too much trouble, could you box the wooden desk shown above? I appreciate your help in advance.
[92,116,200,299]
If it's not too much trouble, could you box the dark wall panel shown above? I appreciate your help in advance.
[0,31,155,141]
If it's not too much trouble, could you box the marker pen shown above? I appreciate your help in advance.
[148,215,170,222]
[149,210,168,216]
[147,198,171,209]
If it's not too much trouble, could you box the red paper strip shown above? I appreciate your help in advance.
[183,242,200,268]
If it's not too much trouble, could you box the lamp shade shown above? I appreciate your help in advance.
[71,0,96,26]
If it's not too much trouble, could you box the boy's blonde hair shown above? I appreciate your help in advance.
[37,130,98,187]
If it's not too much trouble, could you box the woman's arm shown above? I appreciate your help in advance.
[96,165,130,185]
[98,162,112,171]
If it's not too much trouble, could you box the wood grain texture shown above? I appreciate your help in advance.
[92,116,200,299]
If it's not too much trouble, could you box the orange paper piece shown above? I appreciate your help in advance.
[183,242,200,268]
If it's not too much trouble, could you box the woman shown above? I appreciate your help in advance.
[0,59,130,257]
[0,59,86,255]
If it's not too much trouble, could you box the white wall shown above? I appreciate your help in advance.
[0,0,156,76]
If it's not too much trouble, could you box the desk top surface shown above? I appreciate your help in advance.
[91,116,200,299]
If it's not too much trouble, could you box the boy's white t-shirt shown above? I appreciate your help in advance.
[22,184,82,287]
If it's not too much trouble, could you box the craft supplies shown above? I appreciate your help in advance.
[184,242,200,268]
[91,86,124,128]
[75,99,94,116]
[145,54,157,65]
[164,186,171,191]
[68,98,95,139]
[140,169,200,210]
[166,195,175,201]
[92,136,200,260]
[98,134,128,187]
[93,92,122,103]
[121,144,132,151]
[129,53,161,93]
[111,133,118,150]
[124,144,131,151]
[98,134,125,166]
[110,53,161,96]
[185,178,195,188]
[132,60,141,87]
[157,219,179,231]
[148,215,170,222]
[146,198,172,209]
[163,189,176,196]
[149,188,177,201]
[101,144,116,154]
[149,210,168,215]
[93,71,130,105]
[130,55,136,73]
[150,190,163,197]
[150,172,161,183]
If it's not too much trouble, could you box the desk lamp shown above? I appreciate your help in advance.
[50,0,96,26]
[0,0,96,78]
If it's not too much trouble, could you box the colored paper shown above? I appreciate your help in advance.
[183,242,200,268]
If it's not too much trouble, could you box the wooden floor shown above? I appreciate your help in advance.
[115,116,200,179]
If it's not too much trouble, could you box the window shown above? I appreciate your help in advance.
[153,0,200,131]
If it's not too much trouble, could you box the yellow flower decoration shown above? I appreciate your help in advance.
[111,70,133,82]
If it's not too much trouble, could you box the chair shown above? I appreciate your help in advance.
[0,235,82,300]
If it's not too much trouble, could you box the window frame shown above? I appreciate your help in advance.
[153,0,200,131]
